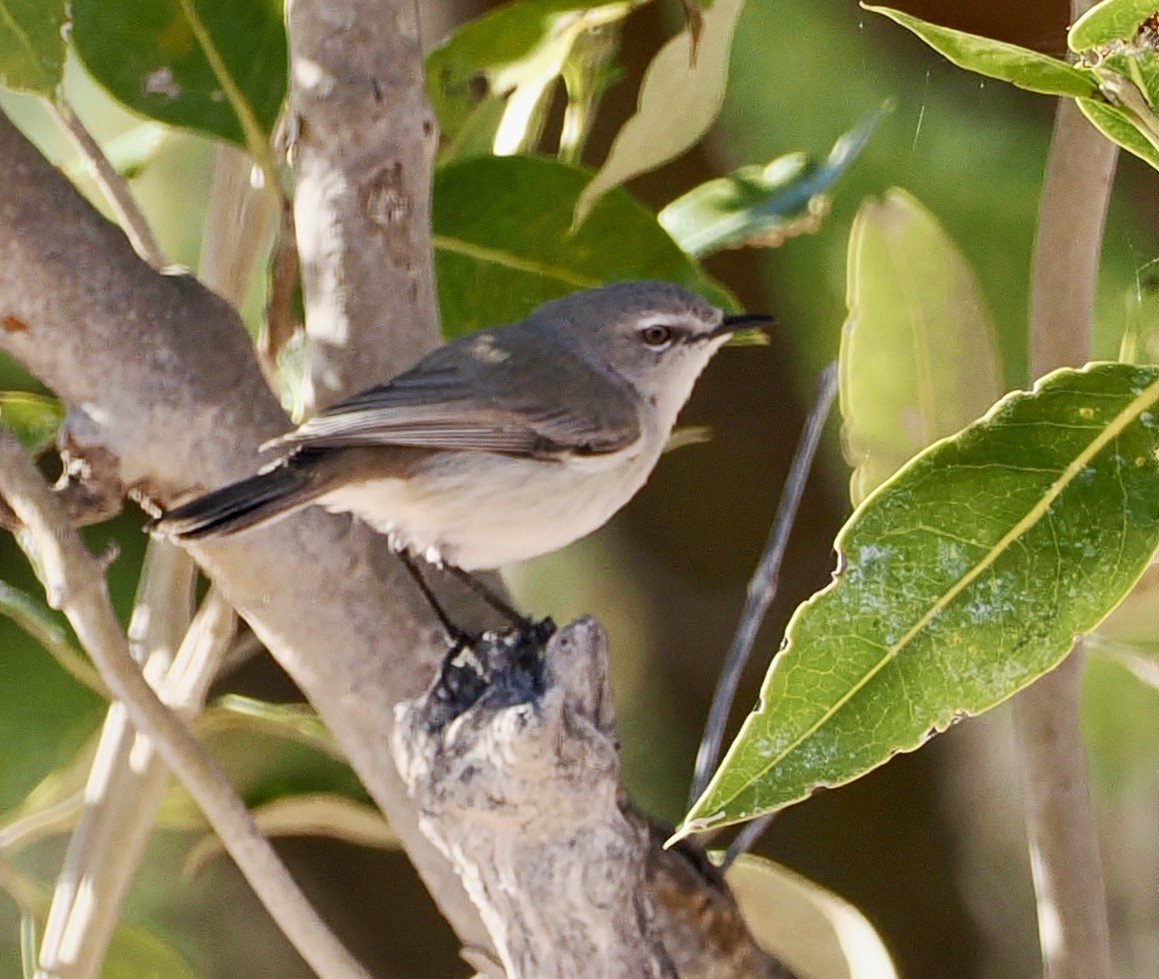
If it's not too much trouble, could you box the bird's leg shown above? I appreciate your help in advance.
[442,564,554,640]
[397,549,477,651]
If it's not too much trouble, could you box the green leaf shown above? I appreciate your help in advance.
[200,694,340,757]
[0,579,104,695]
[659,108,884,258]
[678,364,1159,834]
[840,188,1003,505]
[0,0,67,94]
[184,793,397,875]
[1081,652,1159,798]
[726,854,899,979]
[1069,0,1159,51]
[1119,274,1159,365]
[1094,561,1159,653]
[0,391,64,455]
[1078,93,1159,171]
[425,0,633,156]
[72,0,287,148]
[432,154,733,337]
[574,0,746,224]
[102,925,206,979]
[864,5,1098,98]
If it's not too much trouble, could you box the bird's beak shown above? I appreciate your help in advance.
[711,312,775,343]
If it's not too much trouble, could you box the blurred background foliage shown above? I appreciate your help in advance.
[2,0,1159,977]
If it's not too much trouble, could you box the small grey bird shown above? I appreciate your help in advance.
[156,281,768,571]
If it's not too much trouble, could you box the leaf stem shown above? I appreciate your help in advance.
[48,99,166,270]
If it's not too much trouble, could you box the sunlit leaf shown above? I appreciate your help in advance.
[840,188,1003,505]
[574,0,746,224]
[726,854,899,979]
[864,5,1098,98]
[425,0,634,158]
[0,0,67,94]
[659,108,883,258]
[678,364,1159,834]
[1078,93,1159,172]
[72,0,286,148]
[0,392,64,455]
[433,154,733,338]
[1069,0,1159,51]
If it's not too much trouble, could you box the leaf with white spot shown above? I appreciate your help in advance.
[678,363,1159,835]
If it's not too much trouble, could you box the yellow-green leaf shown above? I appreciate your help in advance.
[840,188,1003,505]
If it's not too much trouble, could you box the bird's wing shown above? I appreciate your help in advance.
[271,356,641,458]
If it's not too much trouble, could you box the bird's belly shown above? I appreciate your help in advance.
[319,448,655,570]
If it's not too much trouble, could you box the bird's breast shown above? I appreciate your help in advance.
[317,440,661,570]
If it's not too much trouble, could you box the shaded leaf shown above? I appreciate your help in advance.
[200,694,338,756]
[185,793,397,875]
[102,925,206,979]
[72,0,286,148]
[864,5,1098,98]
[432,154,732,338]
[1119,274,1159,365]
[574,0,745,224]
[0,0,67,94]
[840,188,1003,505]
[0,580,104,695]
[1069,0,1159,51]
[659,108,883,258]
[678,364,1159,833]
[726,854,899,979]
[1094,561,1159,653]
[1081,652,1159,798]
[0,392,64,455]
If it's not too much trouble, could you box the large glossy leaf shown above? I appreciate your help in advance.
[659,109,882,258]
[72,0,286,148]
[864,6,1098,99]
[678,363,1159,834]
[432,154,732,337]
[840,189,1003,505]
[0,0,67,94]
[574,0,745,224]
[1069,0,1159,51]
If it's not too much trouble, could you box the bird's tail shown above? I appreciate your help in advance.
[152,463,327,540]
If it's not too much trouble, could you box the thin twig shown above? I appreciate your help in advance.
[36,542,197,979]
[690,362,838,805]
[48,100,166,270]
[1012,4,1118,973]
[0,429,374,979]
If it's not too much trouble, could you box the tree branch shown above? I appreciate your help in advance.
[1014,73,1119,979]
[0,429,373,979]
[394,619,790,979]
[287,0,440,407]
[0,106,492,958]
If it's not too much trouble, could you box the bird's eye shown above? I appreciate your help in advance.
[639,323,674,349]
